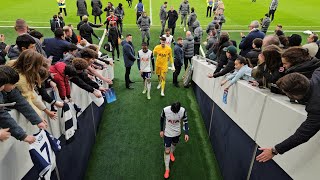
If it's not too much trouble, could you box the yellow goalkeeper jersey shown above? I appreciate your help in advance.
[153,45,173,69]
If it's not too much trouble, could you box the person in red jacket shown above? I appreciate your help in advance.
[50,62,77,102]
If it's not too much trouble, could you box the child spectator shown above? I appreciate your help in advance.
[245,38,262,67]
[220,56,253,91]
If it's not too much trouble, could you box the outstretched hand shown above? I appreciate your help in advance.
[256,147,274,162]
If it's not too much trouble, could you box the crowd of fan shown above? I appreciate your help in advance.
[0,18,112,143]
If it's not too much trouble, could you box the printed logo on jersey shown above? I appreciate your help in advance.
[141,57,149,62]
[38,134,44,142]
[168,119,180,124]
[158,53,168,57]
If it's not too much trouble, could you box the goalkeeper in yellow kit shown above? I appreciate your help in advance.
[153,37,175,96]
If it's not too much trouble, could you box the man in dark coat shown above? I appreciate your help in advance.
[239,20,265,56]
[173,37,184,87]
[121,34,136,89]
[166,6,178,36]
[77,0,89,21]
[91,0,103,24]
[78,16,101,44]
[256,69,320,162]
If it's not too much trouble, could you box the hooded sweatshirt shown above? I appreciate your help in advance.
[183,35,195,58]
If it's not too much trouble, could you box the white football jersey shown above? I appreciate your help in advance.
[162,35,174,46]
[29,130,61,180]
[161,106,187,137]
[138,49,153,72]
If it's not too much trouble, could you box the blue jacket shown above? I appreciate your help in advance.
[121,40,136,67]
[239,29,265,56]
[43,37,70,64]
[174,44,184,66]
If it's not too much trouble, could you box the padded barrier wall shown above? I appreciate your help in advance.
[192,56,320,180]
[0,65,113,180]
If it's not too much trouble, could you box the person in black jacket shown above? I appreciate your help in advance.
[256,69,320,162]
[121,34,136,89]
[0,34,8,65]
[282,47,320,79]
[251,45,284,88]
[108,22,120,61]
[173,37,184,87]
[245,38,262,67]
[167,6,178,36]
[79,16,101,44]
[208,45,238,78]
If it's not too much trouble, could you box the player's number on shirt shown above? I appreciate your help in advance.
[40,142,51,163]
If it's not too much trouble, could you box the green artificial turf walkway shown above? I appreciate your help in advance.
[84,26,222,180]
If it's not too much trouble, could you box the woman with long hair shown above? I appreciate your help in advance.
[8,49,57,119]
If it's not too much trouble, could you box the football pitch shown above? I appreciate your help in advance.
[0,0,318,179]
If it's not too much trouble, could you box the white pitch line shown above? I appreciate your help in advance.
[149,0,152,25]
[98,29,107,50]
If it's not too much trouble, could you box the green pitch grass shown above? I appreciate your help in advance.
[0,0,317,179]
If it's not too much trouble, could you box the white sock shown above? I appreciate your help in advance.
[170,144,176,153]
[164,152,170,170]
[147,82,151,91]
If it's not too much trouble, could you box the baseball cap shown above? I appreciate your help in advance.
[225,45,237,55]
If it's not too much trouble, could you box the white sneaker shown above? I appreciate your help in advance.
[157,84,161,89]
[161,91,165,97]
[147,93,151,100]
[142,89,147,94]
[183,27,186,32]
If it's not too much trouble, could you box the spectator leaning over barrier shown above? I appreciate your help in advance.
[43,28,71,64]
[260,13,271,34]
[0,66,47,128]
[209,32,232,64]
[0,34,8,65]
[182,31,194,71]
[193,20,203,56]
[282,47,320,79]
[239,20,265,56]
[274,24,284,36]
[7,50,57,120]
[63,44,78,63]
[0,66,39,143]
[187,7,197,32]
[208,45,238,78]
[302,33,319,58]
[179,0,190,32]
[250,45,284,89]
[246,38,263,67]
[288,34,302,47]
[63,26,78,44]
[256,69,320,162]
[29,30,44,44]
[220,56,253,91]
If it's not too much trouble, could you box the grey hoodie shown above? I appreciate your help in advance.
[193,21,203,44]
[179,2,190,15]
[137,15,151,31]
[187,12,197,26]
[183,35,195,58]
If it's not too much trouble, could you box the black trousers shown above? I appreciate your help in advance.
[206,6,212,17]
[59,8,67,16]
[173,65,182,84]
[112,44,120,60]
[94,15,102,24]
[269,9,276,21]
[184,57,192,70]
[170,27,176,36]
[125,66,131,87]
[194,44,200,55]
[136,12,142,23]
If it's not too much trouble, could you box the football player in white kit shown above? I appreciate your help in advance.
[162,28,175,46]
[137,42,154,99]
[160,102,189,179]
